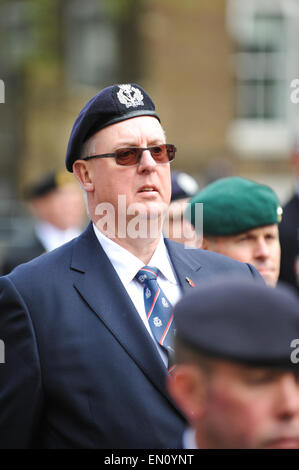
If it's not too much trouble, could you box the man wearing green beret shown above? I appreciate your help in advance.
[187,177,282,286]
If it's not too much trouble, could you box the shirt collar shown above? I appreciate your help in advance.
[93,223,177,287]
[149,236,177,285]
[183,427,198,449]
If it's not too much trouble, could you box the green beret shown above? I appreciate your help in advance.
[187,176,282,236]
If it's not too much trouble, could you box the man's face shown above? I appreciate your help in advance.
[204,225,281,286]
[30,183,86,230]
[81,116,172,236]
[197,361,299,449]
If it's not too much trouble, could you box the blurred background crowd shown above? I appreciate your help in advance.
[0,0,299,282]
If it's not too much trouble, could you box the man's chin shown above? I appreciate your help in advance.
[257,269,277,287]
[263,438,299,449]
[128,201,168,219]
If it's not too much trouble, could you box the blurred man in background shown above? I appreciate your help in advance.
[0,170,86,275]
[163,170,199,246]
[168,279,299,449]
[187,177,282,286]
[279,138,299,292]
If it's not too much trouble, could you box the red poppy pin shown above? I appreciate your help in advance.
[185,277,195,287]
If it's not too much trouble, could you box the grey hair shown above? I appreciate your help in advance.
[80,136,98,159]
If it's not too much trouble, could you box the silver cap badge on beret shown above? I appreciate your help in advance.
[117,84,144,108]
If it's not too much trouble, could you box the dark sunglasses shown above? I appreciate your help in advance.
[83,144,176,167]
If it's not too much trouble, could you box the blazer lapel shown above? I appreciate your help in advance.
[164,238,202,294]
[70,223,172,401]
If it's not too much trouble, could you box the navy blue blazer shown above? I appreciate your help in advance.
[0,222,261,449]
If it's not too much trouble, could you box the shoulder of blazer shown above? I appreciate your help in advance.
[6,224,91,284]
[164,237,262,284]
[165,237,253,270]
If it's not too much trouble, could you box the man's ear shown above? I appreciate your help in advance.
[73,160,94,192]
[201,236,220,251]
[201,237,210,250]
[167,365,206,423]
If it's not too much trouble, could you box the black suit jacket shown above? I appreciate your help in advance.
[279,194,299,291]
[0,231,45,276]
[0,223,261,448]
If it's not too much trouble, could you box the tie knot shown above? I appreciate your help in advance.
[136,266,159,283]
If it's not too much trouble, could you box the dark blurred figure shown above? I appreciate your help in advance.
[279,141,299,291]
[163,171,199,246]
[0,170,86,275]
[203,156,234,185]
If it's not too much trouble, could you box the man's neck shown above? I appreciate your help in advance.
[92,213,165,264]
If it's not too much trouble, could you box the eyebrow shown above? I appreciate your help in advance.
[111,140,166,150]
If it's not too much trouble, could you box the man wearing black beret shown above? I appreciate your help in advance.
[168,279,299,449]
[0,83,262,449]
[0,170,86,275]
[164,171,199,246]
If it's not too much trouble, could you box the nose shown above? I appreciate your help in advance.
[253,237,270,260]
[137,149,157,173]
[275,373,299,421]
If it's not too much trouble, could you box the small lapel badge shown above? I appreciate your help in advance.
[185,277,195,287]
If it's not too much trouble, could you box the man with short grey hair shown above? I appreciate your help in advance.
[0,83,262,449]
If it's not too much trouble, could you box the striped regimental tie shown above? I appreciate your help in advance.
[136,266,175,373]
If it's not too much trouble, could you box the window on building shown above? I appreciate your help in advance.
[235,12,286,120]
[227,0,299,157]
[65,0,142,88]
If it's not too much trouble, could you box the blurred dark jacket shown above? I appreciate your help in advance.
[279,193,299,291]
[0,230,45,276]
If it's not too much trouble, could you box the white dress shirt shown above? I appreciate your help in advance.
[183,428,198,449]
[93,224,182,366]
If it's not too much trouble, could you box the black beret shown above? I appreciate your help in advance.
[174,279,299,368]
[65,83,160,172]
[171,171,199,201]
[24,170,74,200]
